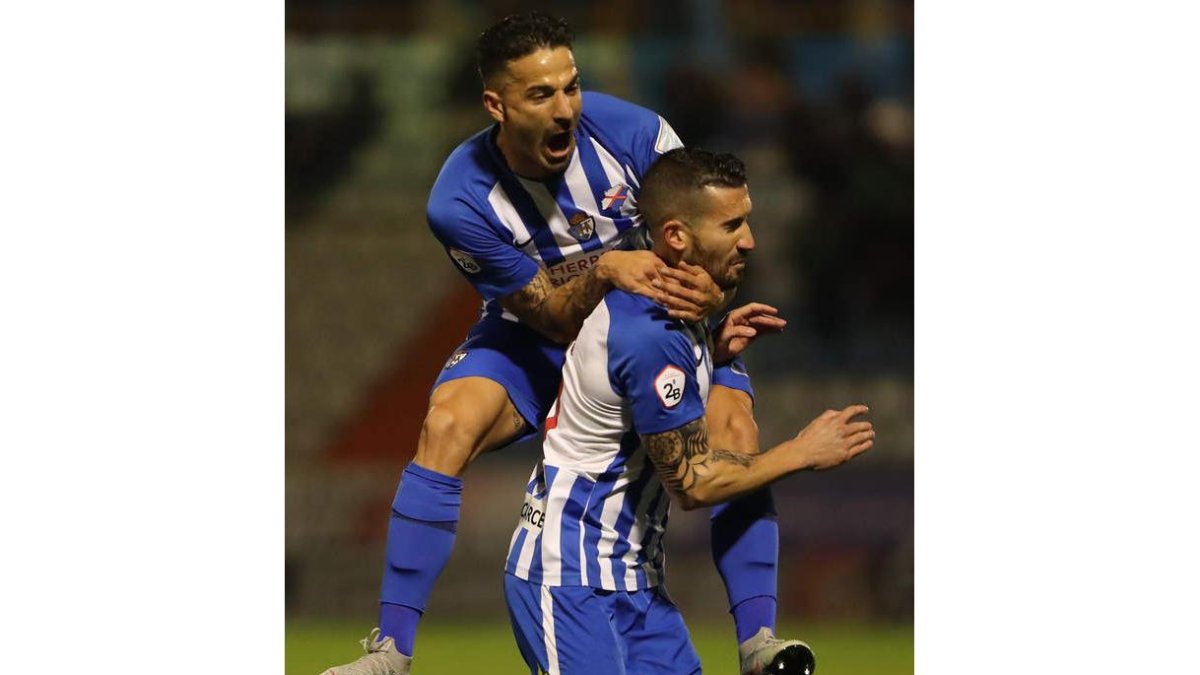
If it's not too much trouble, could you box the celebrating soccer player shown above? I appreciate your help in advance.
[320,12,811,675]
[503,148,875,675]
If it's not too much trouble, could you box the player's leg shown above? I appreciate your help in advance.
[321,320,563,674]
[503,575,625,675]
[706,380,782,644]
[320,378,526,675]
[618,586,702,675]
[378,376,529,658]
[378,319,564,663]
[707,377,817,675]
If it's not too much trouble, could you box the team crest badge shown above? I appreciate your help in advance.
[601,184,630,211]
[568,212,596,241]
[444,350,468,369]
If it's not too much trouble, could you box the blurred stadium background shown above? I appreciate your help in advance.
[286,0,912,672]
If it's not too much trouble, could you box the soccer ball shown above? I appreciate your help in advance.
[763,643,816,674]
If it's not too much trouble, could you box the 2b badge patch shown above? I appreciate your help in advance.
[654,365,686,408]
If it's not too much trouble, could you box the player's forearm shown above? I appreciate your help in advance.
[539,265,613,342]
[644,417,804,511]
[500,266,611,345]
[680,442,804,509]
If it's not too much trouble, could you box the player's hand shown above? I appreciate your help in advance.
[790,405,875,470]
[597,250,669,303]
[658,262,724,322]
[712,302,787,364]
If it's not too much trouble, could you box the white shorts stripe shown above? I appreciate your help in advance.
[540,584,559,675]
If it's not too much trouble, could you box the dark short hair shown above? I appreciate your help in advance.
[476,11,574,84]
[639,148,747,231]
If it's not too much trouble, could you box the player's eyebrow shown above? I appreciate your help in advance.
[526,73,580,97]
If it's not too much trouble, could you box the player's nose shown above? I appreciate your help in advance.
[738,226,756,253]
[552,91,574,123]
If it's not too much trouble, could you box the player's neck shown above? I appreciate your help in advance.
[652,245,680,267]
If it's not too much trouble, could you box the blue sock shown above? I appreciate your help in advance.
[378,463,463,657]
[731,596,778,644]
[379,602,421,656]
[710,488,779,643]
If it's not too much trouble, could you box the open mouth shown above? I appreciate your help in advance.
[545,130,572,158]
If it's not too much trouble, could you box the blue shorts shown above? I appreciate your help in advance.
[434,317,755,447]
[433,317,567,444]
[504,574,701,675]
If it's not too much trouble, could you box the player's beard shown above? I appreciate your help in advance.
[686,245,746,291]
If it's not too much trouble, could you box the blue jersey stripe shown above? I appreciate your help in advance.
[581,431,640,586]
[638,480,670,581]
[577,139,637,234]
[507,527,529,573]
[557,474,594,586]
[526,464,559,585]
[495,173,565,267]
[547,170,606,255]
[605,459,657,588]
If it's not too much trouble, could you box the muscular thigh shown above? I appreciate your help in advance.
[417,318,567,475]
[413,377,529,476]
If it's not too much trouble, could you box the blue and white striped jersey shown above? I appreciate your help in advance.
[426,92,682,322]
[505,290,713,591]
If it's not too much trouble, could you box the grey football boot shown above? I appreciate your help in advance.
[319,628,412,675]
[738,627,816,675]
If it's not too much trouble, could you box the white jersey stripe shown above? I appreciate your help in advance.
[653,115,683,154]
[563,150,620,243]
[487,182,539,259]
[577,497,591,587]
[541,584,559,674]
[516,175,587,260]
[622,461,662,590]
[515,512,539,574]
[594,472,630,589]
[539,470,577,586]
[591,142,639,223]
[624,164,640,188]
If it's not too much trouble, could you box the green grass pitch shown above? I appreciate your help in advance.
[287,620,912,674]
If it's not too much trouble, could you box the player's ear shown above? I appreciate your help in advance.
[660,220,690,252]
[482,89,505,123]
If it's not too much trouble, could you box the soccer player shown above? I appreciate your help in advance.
[321,13,799,675]
[503,148,876,675]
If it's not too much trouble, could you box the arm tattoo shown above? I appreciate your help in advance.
[501,267,610,343]
[642,417,753,498]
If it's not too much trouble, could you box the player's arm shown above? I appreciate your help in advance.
[500,251,723,344]
[642,405,876,511]
[706,385,759,456]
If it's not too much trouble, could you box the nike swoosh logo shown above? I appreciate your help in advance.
[514,237,532,248]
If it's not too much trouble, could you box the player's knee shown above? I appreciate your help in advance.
[416,405,481,475]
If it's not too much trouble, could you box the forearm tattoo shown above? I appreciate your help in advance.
[642,417,753,497]
[502,267,608,343]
